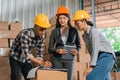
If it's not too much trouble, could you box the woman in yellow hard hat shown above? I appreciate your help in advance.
[48,6,81,80]
[73,10,116,80]
[9,13,52,80]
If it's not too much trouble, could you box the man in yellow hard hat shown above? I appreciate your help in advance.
[9,14,52,80]
[73,10,116,80]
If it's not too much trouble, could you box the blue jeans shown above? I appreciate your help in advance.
[9,56,33,80]
[86,53,115,80]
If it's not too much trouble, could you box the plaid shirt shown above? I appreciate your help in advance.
[9,28,45,63]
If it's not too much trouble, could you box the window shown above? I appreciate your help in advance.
[99,27,120,71]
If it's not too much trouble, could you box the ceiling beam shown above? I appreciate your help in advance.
[84,0,120,28]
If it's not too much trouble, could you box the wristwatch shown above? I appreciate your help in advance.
[90,65,96,68]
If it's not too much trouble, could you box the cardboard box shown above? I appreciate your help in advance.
[74,62,88,72]
[79,53,91,62]
[0,65,11,75]
[44,26,55,54]
[0,57,10,66]
[79,31,86,45]
[73,62,88,80]
[0,48,10,56]
[0,76,10,80]
[35,69,67,80]
[73,71,79,80]
[0,39,8,48]
[49,16,56,26]
[0,21,9,30]
[0,30,20,39]
[9,22,22,30]
[111,72,120,80]
[79,45,87,54]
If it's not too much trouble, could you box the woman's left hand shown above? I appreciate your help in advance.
[70,49,78,56]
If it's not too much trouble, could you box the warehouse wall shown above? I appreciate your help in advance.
[0,0,82,29]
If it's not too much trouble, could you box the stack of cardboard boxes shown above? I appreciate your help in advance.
[111,56,120,80]
[111,72,120,80]
[73,31,91,80]
[0,21,22,80]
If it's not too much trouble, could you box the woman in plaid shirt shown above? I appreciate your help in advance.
[9,14,52,80]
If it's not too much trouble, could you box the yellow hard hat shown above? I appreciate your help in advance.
[74,10,90,21]
[34,14,51,28]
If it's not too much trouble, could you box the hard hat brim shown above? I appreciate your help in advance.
[34,20,51,28]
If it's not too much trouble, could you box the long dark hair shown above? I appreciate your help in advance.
[85,19,93,26]
[56,14,72,28]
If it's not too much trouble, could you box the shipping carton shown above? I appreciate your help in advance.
[35,69,67,80]
[0,21,9,30]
